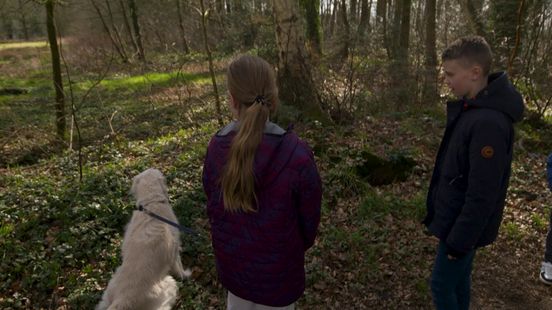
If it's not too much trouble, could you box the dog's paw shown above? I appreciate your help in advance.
[182,268,192,278]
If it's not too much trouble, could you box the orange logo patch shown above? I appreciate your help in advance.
[481,146,494,159]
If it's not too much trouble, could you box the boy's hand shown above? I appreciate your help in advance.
[446,244,465,260]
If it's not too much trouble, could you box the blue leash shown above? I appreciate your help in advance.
[137,204,201,237]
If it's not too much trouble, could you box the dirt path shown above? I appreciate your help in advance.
[470,239,552,310]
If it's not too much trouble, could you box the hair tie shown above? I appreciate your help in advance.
[254,95,266,105]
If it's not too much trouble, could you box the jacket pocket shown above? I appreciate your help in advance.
[448,174,463,185]
[434,174,466,221]
[447,173,468,191]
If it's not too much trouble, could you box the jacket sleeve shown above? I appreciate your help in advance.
[446,120,509,255]
[547,153,552,192]
[297,149,322,251]
[202,138,215,200]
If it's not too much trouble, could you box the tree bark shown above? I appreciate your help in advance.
[226,0,231,14]
[18,0,29,40]
[199,0,223,126]
[216,0,224,13]
[507,0,526,77]
[391,0,412,106]
[118,0,139,54]
[128,0,145,62]
[423,0,438,105]
[300,0,322,56]
[459,0,486,37]
[378,0,390,58]
[358,0,371,39]
[1,12,14,40]
[350,0,358,24]
[391,0,403,59]
[398,0,411,60]
[104,0,128,60]
[90,0,128,62]
[329,0,338,37]
[376,0,386,25]
[175,0,190,54]
[45,0,65,139]
[340,0,350,59]
[273,0,328,121]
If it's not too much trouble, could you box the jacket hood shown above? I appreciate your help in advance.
[467,72,525,123]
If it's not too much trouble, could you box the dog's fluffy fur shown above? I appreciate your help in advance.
[96,168,187,310]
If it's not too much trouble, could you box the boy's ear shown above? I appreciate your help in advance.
[470,65,483,81]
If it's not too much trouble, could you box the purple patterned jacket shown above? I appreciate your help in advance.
[202,121,322,307]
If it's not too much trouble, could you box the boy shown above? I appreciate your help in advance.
[423,36,524,309]
[541,153,552,285]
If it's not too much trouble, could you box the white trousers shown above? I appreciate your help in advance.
[227,291,295,310]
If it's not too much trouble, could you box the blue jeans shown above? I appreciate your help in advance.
[431,241,476,310]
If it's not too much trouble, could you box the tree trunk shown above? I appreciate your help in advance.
[350,0,358,25]
[18,0,29,40]
[199,0,223,126]
[300,0,322,57]
[422,0,438,105]
[90,0,128,62]
[519,0,545,79]
[339,0,350,59]
[1,13,14,40]
[490,0,516,68]
[459,0,487,37]
[273,0,328,121]
[378,0,390,58]
[391,0,403,59]
[233,0,244,12]
[216,0,224,13]
[45,0,65,140]
[226,0,231,14]
[507,0,526,77]
[414,0,423,39]
[376,0,386,25]
[118,0,139,54]
[104,0,128,60]
[358,0,371,40]
[398,0,411,60]
[329,0,338,37]
[128,0,145,62]
[437,0,444,19]
[175,0,190,54]
[391,0,412,106]
[214,0,226,27]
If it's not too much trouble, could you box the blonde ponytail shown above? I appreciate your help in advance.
[222,101,270,212]
[221,55,278,213]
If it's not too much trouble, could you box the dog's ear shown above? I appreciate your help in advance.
[130,174,141,199]
[158,174,169,200]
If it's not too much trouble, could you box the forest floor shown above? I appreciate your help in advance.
[1,41,552,309]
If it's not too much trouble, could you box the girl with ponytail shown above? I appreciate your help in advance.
[202,55,322,309]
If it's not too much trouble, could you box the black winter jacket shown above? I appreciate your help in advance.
[423,72,525,256]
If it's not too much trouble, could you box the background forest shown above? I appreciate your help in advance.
[1,0,551,308]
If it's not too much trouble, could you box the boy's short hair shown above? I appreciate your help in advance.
[442,35,493,76]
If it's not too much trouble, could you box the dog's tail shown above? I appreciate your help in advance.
[172,255,192,280]
[153,276,179,310]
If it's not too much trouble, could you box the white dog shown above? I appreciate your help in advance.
[97,168,188,310]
